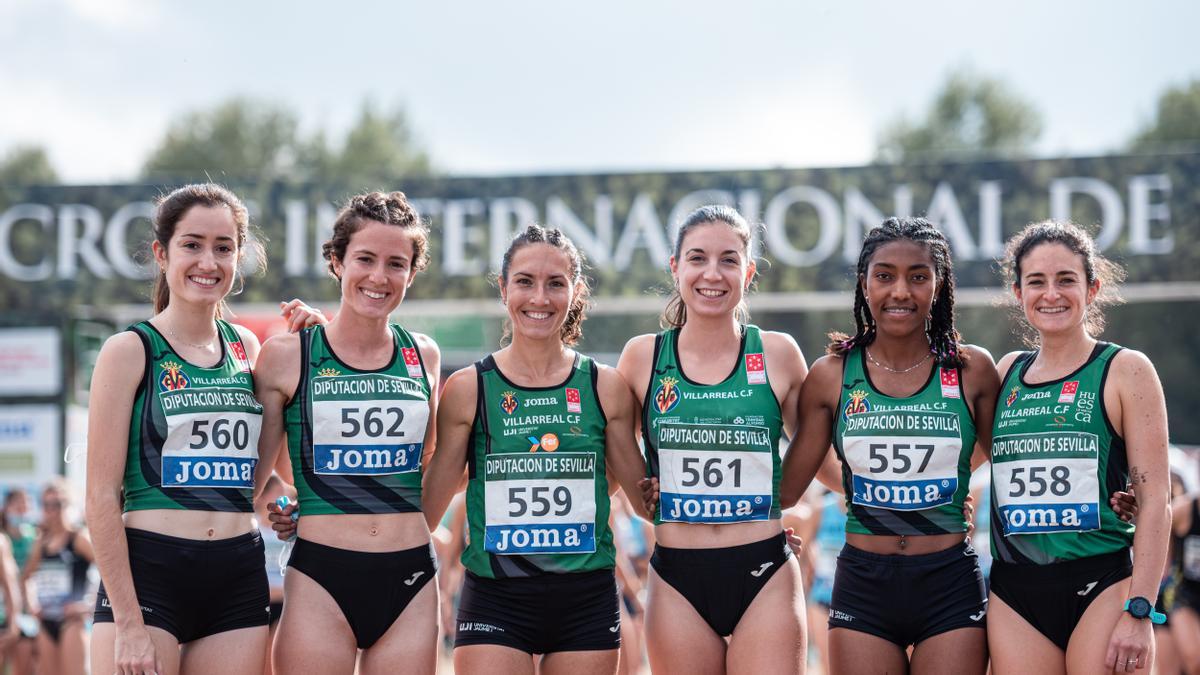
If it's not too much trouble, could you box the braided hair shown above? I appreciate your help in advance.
[826,217,965,368]
[499,224,591,346]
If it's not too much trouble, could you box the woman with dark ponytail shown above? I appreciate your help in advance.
[781,217,998,674]
[422,224,649,674]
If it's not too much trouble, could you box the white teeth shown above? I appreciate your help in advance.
[362,289,386,299]
[884,308,914,314]
[525,311,551,320]
[1038,307,1068,314]
[189,276,218,287]
[697,289,726,298]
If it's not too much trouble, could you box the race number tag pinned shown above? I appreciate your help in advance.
[401,348,423,378]
[745,353,766,385]
[940,368,960,399]
[1059,381,1079,404]
[565,387,582,413]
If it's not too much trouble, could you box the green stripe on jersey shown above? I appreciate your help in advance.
[990,343,1133,564]
[462,353,613,579]
[123,319,262,513]
[643,325,784,526]
[285,324,431,516]
[832,348,976,535]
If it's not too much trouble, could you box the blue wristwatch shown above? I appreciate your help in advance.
[1124,596,1167,625]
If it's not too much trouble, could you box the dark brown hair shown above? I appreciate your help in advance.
[321,191,429,279]
[499,224,591,346]
[827,217,965,368]
[1001,220,1124,343]
[661,205,754,329]
[152,183,257,317]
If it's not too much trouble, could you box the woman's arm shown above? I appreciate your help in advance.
[1104,350,1171,670]
[598,366,651,521]
[780,356,841,509]
[17,533,40,615]
[414,333,442,479]
[84,331,161,674]
[763,331,808,439]
[251,334,300,499]
[422,367,477,530]
[962,345,1000,463]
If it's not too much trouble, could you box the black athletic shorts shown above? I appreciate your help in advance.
[94,528,269,643]
[990,548,1132,651]
[1173,578,1200,616]
[650,532,791,637]
[455,568,619,654]
[287,538,436,649]
[828,541,987,647]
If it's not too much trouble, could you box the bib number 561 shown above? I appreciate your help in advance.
[681,457,742,488]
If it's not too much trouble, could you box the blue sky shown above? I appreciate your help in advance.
[2,0,1197,183]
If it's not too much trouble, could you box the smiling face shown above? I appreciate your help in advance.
[500,242,579,342]
[152,205,240,309]
[1014,241,1098,338]
[861,239,938,338]
[669,221,755,321]
[331,220,420,319]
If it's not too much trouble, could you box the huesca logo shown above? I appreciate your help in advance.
[500,391,520,415]
[653,377,680,414]
[159,361,190,392]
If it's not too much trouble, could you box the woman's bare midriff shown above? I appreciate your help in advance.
[297,512,430,552]
[845,531,967,555]
[123,509,255,540]
[654,519,781,549]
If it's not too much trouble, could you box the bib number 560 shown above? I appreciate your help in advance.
[188,419,250,450]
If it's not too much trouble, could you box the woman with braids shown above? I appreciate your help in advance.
[780,217,999,675]
[618,205,809,674]
[86,183,323,675]
[421,224,648,674]
[986,222,1169,674]
[255,191,441,675]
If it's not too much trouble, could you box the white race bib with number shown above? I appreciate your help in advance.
[311,398,429,475]
[160,386,261,489]
[992,432,1101,535]
[657,423,774,523]
[841,410,963,512]
[483,452,597,555]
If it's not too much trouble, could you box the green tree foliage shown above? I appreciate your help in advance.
[141,98,431,185]
[876,69,1043,163]
[1131,78,1200,149]
[142,98,301,181]
[0,145,59,185]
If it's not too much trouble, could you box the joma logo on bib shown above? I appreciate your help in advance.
[491,525,585,552]
[165,458,255,487]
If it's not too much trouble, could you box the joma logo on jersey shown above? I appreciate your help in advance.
[666,496,755,520]
[500,391,519,415]
[169,459,253,486]
[1021,391,1051,401]
[324,448,413,472]
[493,527,581,552]
[158,362,190,392]
[524,396,558,407]
[653,377,680,414]
[842,390,870,420]
[1005,386,1020,407]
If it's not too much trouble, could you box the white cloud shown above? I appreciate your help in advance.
[62,0,163,32]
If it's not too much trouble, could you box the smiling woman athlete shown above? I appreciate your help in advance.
[254,191,441,675]
[618,205,809,674]
[422,224,648,675]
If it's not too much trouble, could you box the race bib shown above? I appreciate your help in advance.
[842,410,962,511]
[160,386,262,489]
[484,452,597,555]
[34,562,71,603]
[657,423,774,523]
[1184,536,1200,581]
[311,374,429,476]
[992,431,1101,535]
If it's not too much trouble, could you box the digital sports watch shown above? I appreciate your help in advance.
[1123,596,1167,625]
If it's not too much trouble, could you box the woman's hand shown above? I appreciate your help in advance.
[267,500,298,541]
[279,299,328,333]
[1105,612,1152,672]
[637,477,659,516]
[114,623,160,675]
[783,527,805,556]
[1111,488,1138,523]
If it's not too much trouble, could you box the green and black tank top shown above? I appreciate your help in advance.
[642,325,784,526]
[123,319,262,513]
[832,347,976,535]
[990,342,1133,565]
[462,353,613,579]
[285,324,430,516]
